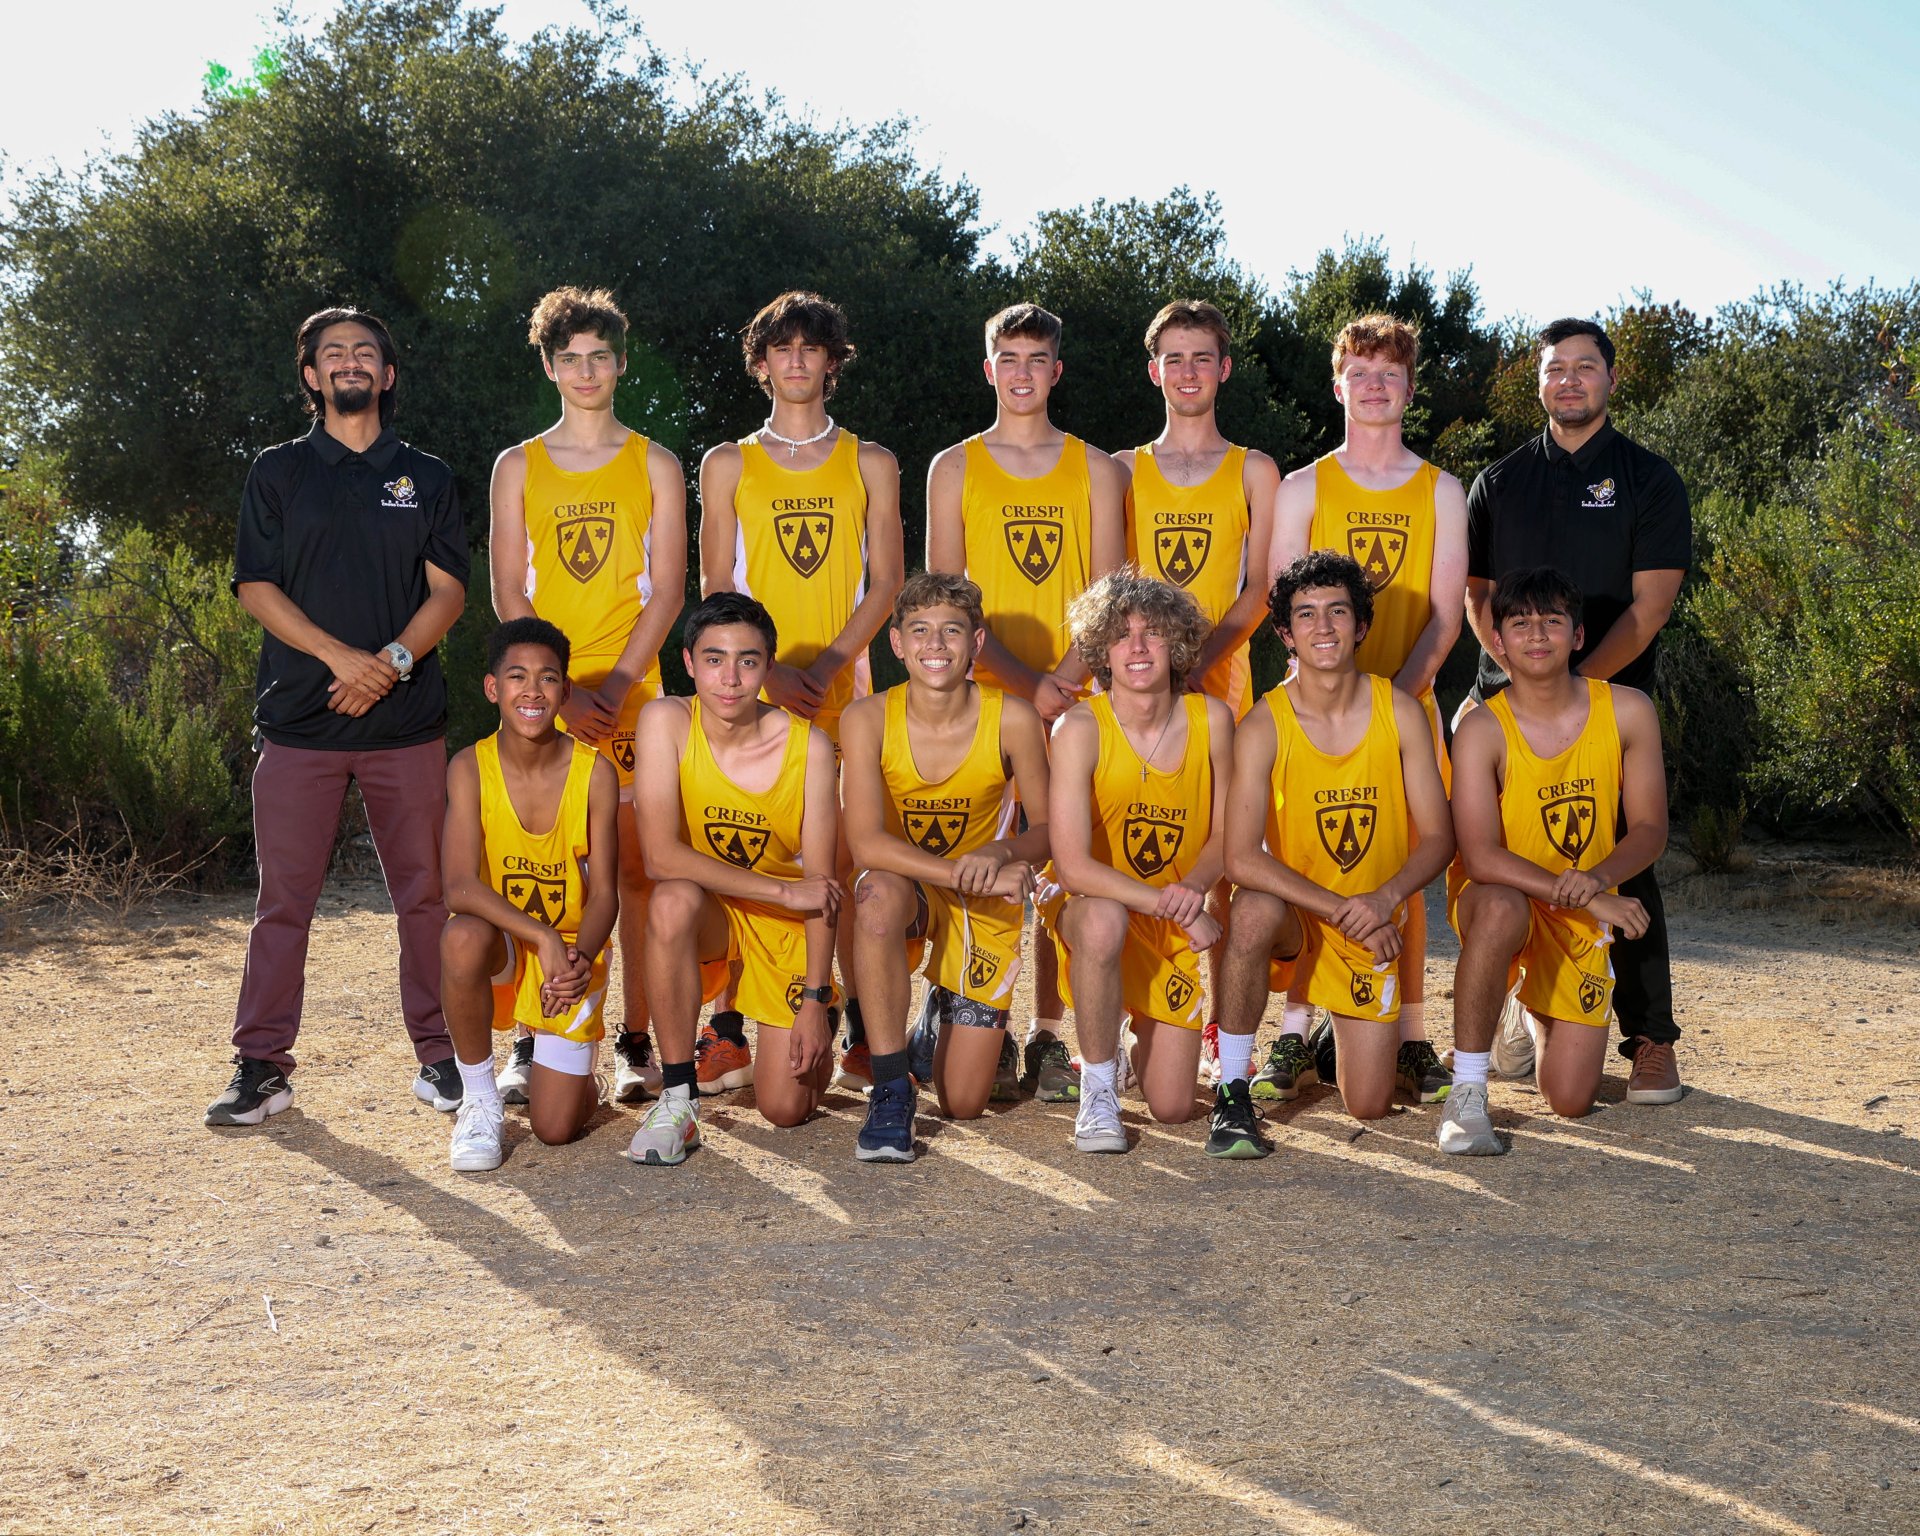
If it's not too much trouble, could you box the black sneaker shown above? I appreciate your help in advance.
[1205,1080,1273,1159]
[989,1032,1021,1102]
[1022,1033,1081,1102]
[205,1057,294,1127]
[906,986,943,1085]
[612,1030,661,1103]
[1250,1033,1316,1102]
[1396,1039,1453,1103]
[412,1057,463,1112]
[1307,1012,1338,1087]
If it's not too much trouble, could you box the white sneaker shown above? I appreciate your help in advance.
[496,1033,533,1105]
[1117,1026,1138,1092]
[449,1095,505,1172]
[1436,1081,1504,1156]
[1490,991,1537,1079]
[612,1030,662,1103]
[1074,1080,1129,1154]
[621,1092,700,1166]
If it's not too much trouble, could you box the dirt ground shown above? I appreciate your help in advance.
[4,843,1918,1536]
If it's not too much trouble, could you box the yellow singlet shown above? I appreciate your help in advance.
[1263,676,1408,1022]
[877,684,1021,1006]
[475,733,608,1042]
[1127,444,1252,715]
[523,433,661,786]
[734,431,870,741]
[677,700,821,1027]
[1467,680,1624,1026]
[1049,693,1212,1029]
[960,435,1093,691]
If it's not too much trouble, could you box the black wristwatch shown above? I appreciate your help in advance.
[793,984,834,1006]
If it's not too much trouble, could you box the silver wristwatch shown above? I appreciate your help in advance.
[382,641,415,681]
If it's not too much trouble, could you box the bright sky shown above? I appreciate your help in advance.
[4,0,1914,326]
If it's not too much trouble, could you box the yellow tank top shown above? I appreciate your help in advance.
[677,700,809,883]
[879,684,1011,859]
[1489,680,1621,877]
[476,733,599,937]
[521,434,660,685]
[733,431,870,721]
[1264,676,1409,897]
[1308,455,1439,679]
[1127,444,1249,625]
[960,435,1093,687]
[1088,693,1211,888]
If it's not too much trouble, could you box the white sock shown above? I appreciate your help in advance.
[1398,1001,1427,1045]
[1080,1058,1117,1095]
[1217,1031,1255,1084]
[458,1055,501,1107]
[1453,1050,1490,1087]
[1282,999,1313,1037]
[1027,1016,1065,1046]
[662,1083,693,1106]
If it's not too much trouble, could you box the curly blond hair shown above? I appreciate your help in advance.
[1067,566,1209,691]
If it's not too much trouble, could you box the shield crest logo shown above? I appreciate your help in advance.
[1578,974,1607,1015]
[775,512,833,577]
[906,811,968,856]
[1349,968,1377,1009]
[558,516,613,581]
[609,735,635,774]
[1165,972,1196,1015]
[1541,794,1598,862]
[1317,804,1376,873]
[1347,525,1408,590]
[706,823,770,869]
[1154,527,1212,588]
[1004,518,1063,585]
[503,873,567,925]
[967,946,1001,992]
[1124,816,1185,880]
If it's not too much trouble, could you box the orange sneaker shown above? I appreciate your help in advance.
[695,1022,755,1095]
[833,1042,873,1092]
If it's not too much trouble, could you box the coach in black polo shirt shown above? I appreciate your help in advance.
[206,307,469,1129]
[1464,317,1690,1106]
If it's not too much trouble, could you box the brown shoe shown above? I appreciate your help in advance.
[1625,1039,1683,1104]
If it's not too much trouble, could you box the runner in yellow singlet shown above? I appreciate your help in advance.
[624,594,844,1166]
[1269,313,1468,1094]
[489,287,687,1105]
[1043,569,1233,1153]
[1439,567,1668,1154]
[1215,553,1454,1132]
[440,619,621,1171]
[840,573,1054,1151]
[927,302,1128,1073]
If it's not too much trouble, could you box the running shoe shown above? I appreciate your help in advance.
[497,1033,534,1105]
[1396,1039,1453,1103]
[833,1042,874,1093]
[204,1057,293,1127]
[1250,1033,1316,1102]
[622,1092,700,1165]
[1022,1033,1080,1102]
[413,1057,463,1112]
[1490,993,1537,1079]
[989,1033,1021,1102]
[1306,1012,1337,1088]
[449,1094,505,1172]
[694,1022,754,1095]
[1199,1018,1222,1086]
[1073,1079,1129,1154]
[855,1077,916,1163]
[1205,1080,1274,1159]
[906,987,942,1085]
[612,1030,662,1103]
[1436,1081,1503,1156]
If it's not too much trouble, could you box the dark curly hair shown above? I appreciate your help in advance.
[1267,550,1374,640]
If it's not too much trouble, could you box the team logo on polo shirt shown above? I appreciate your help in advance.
[1348,525,1408,590]
[1165,972,1196,1016]
[1541,793,1597,861]
[1005,518,1062,584]
[503,873,566,925]
[382,475,417,508]
[1124,816,1185,879]
[775,512,833,577]
[1583,477,1617,508]
[1318,804,1376,873]
[1154,526,1211,588]
[1578,971,1609,1016]
[559,517,613,581]
[706,823,770,868]
[906,810,967,855]
[1349,967,1377,1010]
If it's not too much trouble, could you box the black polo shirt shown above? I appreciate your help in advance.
[233,422,469,749]
[1466,419,1690,696]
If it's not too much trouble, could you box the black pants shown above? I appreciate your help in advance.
[1611,862,1678,1057]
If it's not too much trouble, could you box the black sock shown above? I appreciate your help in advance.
[663,1059,697,1096]
[843,996,867,1047]
[870,1049,909,1086]
[710,1009,747,1045]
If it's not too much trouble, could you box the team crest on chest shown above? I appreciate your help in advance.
[503,873,567,925]
[1154,526,1211,588]
[558,516,613,581]
[1124,816,1185,880]
[1541,793,1598,862]
[1347,524,1408,590]
[906,811,968,856]
[1165,972,1196,1016]
[1004,518,1063,584]
[1317,804,1376,873]
[706,823,770,868]
[775,511,833,577]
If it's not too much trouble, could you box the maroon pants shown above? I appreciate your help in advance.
[230,737,452,1073]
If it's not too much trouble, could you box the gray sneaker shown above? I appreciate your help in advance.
[1251,1033,1316,1102]
[1073,1079,1129,1154]
[1436,1081,1504,1156]
[621,1092,700,1166]
[1490,993,1537,1079]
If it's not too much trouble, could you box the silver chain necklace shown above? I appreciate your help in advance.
[1124,701,1179,781]
[761,415,836,459]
